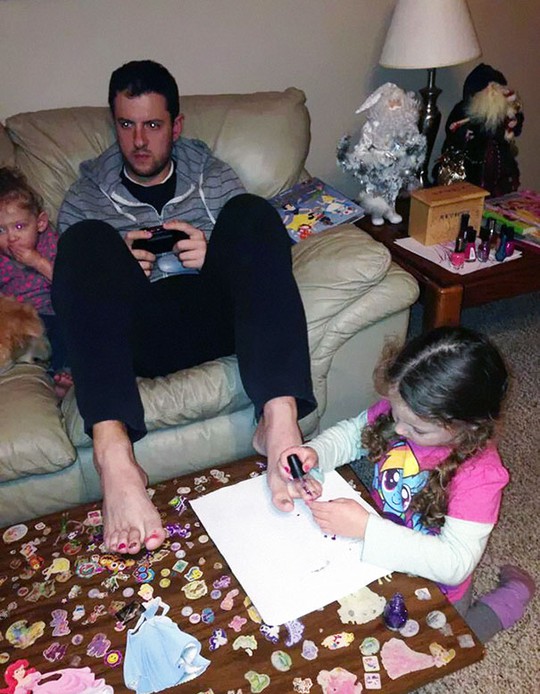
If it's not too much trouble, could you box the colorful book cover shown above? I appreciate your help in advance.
[269,177,364,243]
[484,190,540,233]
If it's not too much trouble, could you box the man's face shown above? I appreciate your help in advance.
[113,91,183,185]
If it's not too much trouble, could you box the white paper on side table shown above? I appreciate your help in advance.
[190,471,390,626]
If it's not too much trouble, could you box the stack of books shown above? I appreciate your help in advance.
[269,177,364,243]
[483,190,540,248]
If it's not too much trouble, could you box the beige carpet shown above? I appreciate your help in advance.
[407,292,540,693]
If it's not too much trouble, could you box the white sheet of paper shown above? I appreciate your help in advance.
[190,471,391,626]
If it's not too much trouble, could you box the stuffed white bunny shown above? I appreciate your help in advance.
[337,83,426,225]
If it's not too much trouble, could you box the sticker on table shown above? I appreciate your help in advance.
[317,667,362,693]
[270,650,292,672]
[429,642,456,667]
[337,586,386,624]
[414,587,432,601]
[208,628,227,651]
[3,524,28,544]
[362,655,380,672]
[426,610,447,629]
[244,670,270,692]
[399,619,420,638]
[6,619,46,648]
[233,634,258,656]
[321,632,354,650]
[457,633,476,648]
[380,637,435,680]
[292,677,314,694]
[360,636,380,655]
[364,672,382,689]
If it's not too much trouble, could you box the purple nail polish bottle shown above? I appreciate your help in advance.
[477,227,491,262]
[383,592,408,630]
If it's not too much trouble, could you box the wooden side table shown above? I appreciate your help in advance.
[356,214,540,332]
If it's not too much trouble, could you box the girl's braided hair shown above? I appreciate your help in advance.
[361,326,509,528]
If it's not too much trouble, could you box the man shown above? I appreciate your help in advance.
[52,60,316,555]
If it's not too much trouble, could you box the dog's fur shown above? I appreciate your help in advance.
[0,295,49,372]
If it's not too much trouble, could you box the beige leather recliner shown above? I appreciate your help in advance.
[0,88,419,526]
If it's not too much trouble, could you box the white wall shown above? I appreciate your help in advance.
[1,0,538,195]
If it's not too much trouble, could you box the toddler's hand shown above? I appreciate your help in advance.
[9,245,41,268]
[310,497,369,539]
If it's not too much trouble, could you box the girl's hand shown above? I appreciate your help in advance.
[287,474,323,503]
[309,498,370,539]
[279,445,318,478]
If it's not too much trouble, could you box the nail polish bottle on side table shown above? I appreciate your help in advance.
[495,226,509,262]
[477,227,491,262]
[450,236,466,269]
[464,227,477,262]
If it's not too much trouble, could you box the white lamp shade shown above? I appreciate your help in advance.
[380,0,481,69]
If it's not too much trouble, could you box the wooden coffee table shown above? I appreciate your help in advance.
[357,215,540,332]
[0,456,484,693]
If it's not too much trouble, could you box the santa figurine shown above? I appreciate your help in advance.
[434,63,523,197]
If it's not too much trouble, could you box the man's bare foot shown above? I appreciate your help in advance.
[93,421,167,555]
[53,370,73,399]
[253,396,303,513]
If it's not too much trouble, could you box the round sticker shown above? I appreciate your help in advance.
[426,610,447,629]
[105,650,123,667]
[399,619,420,637]
[3,524,28,544]
[360,637,380,655]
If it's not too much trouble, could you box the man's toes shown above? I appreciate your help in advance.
[272,493,294,513]
[127,530,142,554]
[115,532,131,554]
[144,527,167,551]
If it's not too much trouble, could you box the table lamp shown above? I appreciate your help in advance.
[379,0,481,186]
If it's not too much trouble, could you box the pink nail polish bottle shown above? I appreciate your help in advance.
[450,236,466,268]
[505,228,515,256]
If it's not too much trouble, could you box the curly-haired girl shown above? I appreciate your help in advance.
[280,326,535,643]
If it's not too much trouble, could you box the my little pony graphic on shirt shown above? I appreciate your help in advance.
[371,441,432,533]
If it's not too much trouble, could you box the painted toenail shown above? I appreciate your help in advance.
[118,543,126,550]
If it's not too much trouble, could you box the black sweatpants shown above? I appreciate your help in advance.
[52,194,316,441]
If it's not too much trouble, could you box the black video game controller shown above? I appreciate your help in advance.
[132,225,189,255]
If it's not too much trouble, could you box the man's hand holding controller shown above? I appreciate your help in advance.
[126,221,208,276]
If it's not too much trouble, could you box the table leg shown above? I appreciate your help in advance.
[423,283,463,331]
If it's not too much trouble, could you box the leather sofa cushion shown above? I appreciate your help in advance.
[0,365,76,481]
[292,225,391,347]
[5,88,309,225]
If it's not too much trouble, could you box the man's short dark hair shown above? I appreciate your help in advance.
[108,60,180,121]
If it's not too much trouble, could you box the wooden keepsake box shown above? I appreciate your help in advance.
[409,182,488,245]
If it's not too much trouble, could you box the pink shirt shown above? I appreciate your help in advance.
[367,399,509,602]
[0,225,58,315]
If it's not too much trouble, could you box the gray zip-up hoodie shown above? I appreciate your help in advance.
[58,137,246,281]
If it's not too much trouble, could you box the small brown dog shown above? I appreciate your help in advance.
[0,295,50,372]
